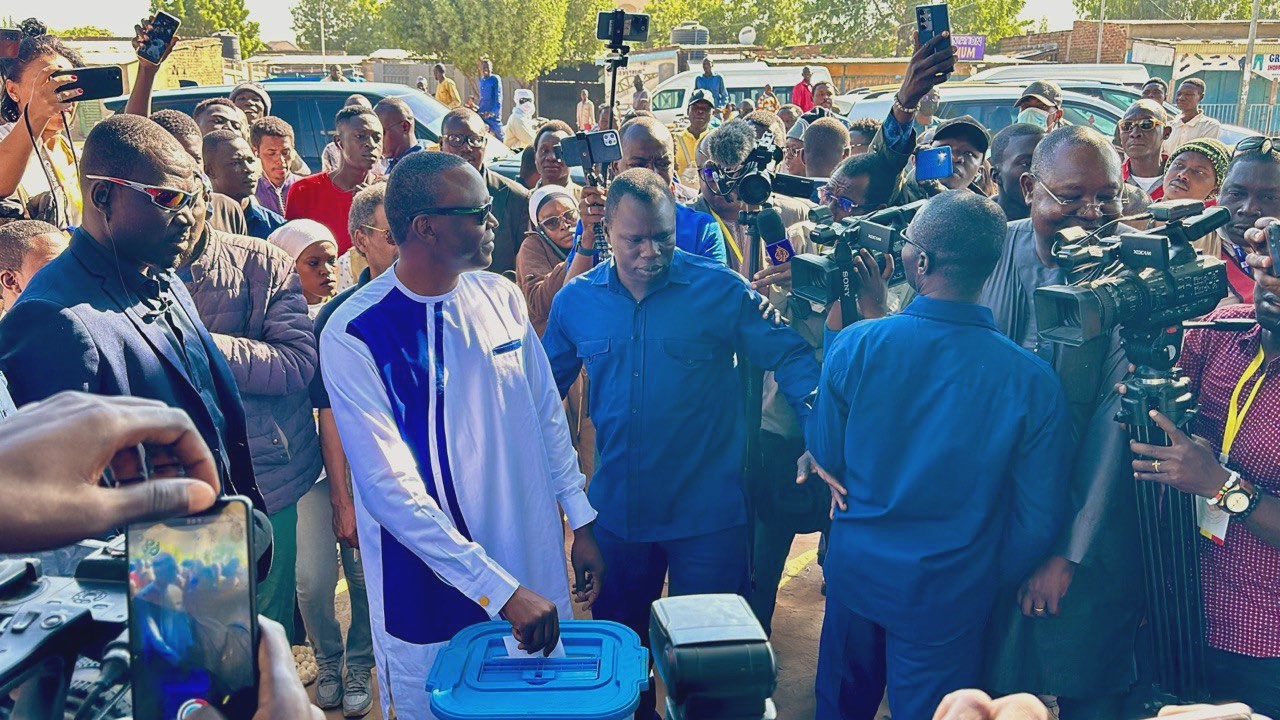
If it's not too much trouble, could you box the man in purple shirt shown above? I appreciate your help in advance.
[251,117,303,216]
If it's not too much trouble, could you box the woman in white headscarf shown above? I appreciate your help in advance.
[503,88,539,150]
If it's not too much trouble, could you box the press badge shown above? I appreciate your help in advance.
[1197,500,1230,545]
[0,371,17,421]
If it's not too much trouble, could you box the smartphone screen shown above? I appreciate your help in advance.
[128,497,257,719]
[915,145,954,181]
[138,11,181,65]
[0,29,21,60]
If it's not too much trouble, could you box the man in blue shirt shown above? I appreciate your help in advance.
[477,59,504,140]
[806,190,1072,720]
[543,169,819,719]
[573,116,727,266]
[694,57,728,108]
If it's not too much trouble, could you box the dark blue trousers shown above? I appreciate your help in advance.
[815,594,986,720]
[591,523,750,720]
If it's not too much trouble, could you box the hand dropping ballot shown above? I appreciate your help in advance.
[503,634,566,659]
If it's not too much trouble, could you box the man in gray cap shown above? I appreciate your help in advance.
[783,117,809,176]
[1014,80,1065,131]
[230,82,271,124]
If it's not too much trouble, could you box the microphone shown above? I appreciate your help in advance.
[758,206,795,266]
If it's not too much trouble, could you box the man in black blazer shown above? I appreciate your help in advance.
[0,115,264,511]
[437,107,529,277]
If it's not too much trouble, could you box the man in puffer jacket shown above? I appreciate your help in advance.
[177,202,322,641]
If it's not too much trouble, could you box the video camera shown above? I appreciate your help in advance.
[0,541,130,719]
[705,133,816,206]
[790,200,925,307]
[1033,199,1230,352]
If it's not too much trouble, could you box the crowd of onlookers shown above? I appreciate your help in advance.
[0,13,1277,720]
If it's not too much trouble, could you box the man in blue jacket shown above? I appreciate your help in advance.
[544,169,818,720]
[806,190,1072,720]
[0,115,264,511]
[573,116,727,268]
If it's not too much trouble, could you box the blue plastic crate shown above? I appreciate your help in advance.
[426,620,649,720]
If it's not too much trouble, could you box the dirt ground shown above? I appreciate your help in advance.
[317,532,831,720]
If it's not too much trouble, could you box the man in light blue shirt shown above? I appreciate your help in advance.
[693,57,728,108]
[477,58,504,140]
[807,190,1071,720]
[543,168,818,719]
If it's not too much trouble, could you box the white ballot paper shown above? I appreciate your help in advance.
[503,635,567,659]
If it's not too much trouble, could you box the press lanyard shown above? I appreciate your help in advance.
[710,210,744,267]
[1220,346,1267,465]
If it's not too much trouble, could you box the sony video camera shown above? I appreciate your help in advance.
[1033,199,1231,348]
[790,200,925,306]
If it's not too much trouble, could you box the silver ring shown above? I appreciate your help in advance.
[1033,606,1047,616]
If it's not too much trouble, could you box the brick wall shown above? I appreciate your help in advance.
[996,21,1129,63]
[156,38,225,88]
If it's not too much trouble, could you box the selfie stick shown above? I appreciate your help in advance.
[602,9,630,135]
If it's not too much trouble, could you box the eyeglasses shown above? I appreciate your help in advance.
[1118,118,1165,133]
[818,185,871,215]
[1030,173,1123,215]
[441,133,487,149]
[360,224,391,237]
[86,174,203,212]
[539,209,579,232]
[783,146,801,158]
[413,201,494,224]
[1234,135,1280,156]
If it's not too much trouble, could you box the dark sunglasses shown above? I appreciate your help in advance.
[1118,118,1164,133]
[818,185,869,215]
[414,201,494,224]
[539,209,579,232]
[86,174,203,212]
[1234,135,1280,157]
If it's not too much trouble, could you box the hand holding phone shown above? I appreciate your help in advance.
[51,66,124,104]
[136,11,181,66]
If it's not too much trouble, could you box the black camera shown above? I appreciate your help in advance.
[0,542,129,719]
[597,10,650,44]
[1034,200,1231,348]
[790,201,925,306]
[707,133,815,206]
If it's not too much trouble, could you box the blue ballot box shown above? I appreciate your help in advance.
[426,620,649,720]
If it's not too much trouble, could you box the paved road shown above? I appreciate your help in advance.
[315,532,830,720]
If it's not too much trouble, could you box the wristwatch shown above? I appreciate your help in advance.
[573,233,598,257]
[1217,470,1261,519]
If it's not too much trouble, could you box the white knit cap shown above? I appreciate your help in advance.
[528,184,575,226]
[267,219,336,261]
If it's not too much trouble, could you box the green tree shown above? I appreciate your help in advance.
[1073,0,1280,20]
[560,0,614,64]
[149,0,263,57]
[803,0,1028,57]
[383,0,569,80]
[52,25,115,37]
[290,0,391,55]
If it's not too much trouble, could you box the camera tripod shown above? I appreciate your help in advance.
[1115,315,1255,704]
[1115,324,1206,704]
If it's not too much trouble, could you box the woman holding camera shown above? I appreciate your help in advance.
[0,19,84,227]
